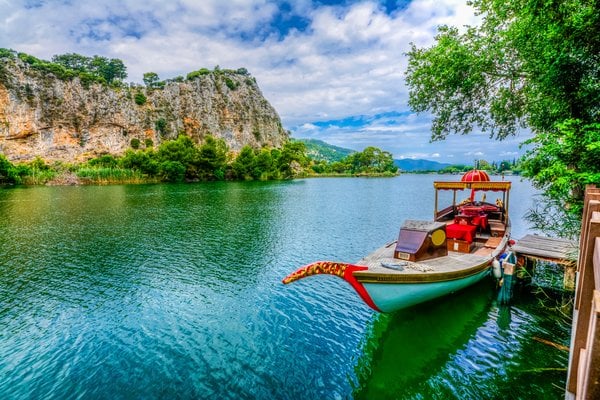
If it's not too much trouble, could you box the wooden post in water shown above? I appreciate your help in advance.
[566,185,600,398]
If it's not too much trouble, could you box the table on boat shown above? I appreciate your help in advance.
[446,223,477,243]
[455,214,488,230]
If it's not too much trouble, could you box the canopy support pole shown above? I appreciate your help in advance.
[434,188,439,219]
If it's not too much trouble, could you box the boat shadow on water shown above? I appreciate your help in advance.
[351,279,494,399]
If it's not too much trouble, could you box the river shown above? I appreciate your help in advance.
[0,175,571,399]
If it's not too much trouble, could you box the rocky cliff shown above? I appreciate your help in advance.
[0,54,288,163]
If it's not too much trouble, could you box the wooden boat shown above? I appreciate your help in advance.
[282,170,512,312]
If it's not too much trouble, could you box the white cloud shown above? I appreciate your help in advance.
[298,122,317,130]
[0,0,531,164]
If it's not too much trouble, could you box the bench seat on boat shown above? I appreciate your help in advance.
[488,221,506,237]
[484,236,502,248]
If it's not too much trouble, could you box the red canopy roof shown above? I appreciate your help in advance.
[461,170,490,182]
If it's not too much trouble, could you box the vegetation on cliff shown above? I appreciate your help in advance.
[0,135,397,185]
[0,49,127,88]
[0,48,255,91]
[405,0,600,238]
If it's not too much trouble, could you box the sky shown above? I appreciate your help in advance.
[0,0,531,164]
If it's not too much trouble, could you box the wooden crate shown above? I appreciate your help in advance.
[447,238,474,253]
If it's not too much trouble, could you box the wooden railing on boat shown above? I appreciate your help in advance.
[435,205,455,221]
[565,185,600,399]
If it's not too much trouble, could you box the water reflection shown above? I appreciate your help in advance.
[353,281,571,399]
[352,280,493,399]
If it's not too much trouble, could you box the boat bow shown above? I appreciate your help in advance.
[282,261,381,311]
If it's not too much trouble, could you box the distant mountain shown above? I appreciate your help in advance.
[296,138,451,172]
[295,138,355,162]
[394,159,451,172]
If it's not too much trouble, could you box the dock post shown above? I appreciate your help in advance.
[566,186,600,398]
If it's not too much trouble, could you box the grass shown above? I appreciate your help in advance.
[75,167,150,184]
[20,169,57,185]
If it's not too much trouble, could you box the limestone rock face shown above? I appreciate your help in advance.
[0,57,288,162]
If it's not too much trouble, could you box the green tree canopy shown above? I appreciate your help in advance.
[51,53,127,84]
[231,145,256,180]
[143,72,160,88]
[405,0,600,237]
[51,53,90,72]
[277,141,308,178]
[196,135,228,180]
[0,154,21,184]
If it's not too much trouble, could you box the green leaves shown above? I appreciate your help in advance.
[406,0,600,234]
[0,154,22,184]
[143,72,160,88]
[522,119,600,224]
[51,53,127,85]
[406,23,523,140]
[344,146,397,174]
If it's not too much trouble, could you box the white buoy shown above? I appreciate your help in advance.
[492,258,502,279]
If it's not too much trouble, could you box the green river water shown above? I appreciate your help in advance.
[0,175,571,399]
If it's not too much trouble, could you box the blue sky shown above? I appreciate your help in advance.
[1,0,530,164]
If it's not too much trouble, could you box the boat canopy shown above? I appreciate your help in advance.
[433,170,512,223]
[433,181,511,192]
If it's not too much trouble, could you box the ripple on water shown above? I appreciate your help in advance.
[0,178,567,399]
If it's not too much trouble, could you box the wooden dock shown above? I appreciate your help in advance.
[512,234,577,262]
[512,234,578,290]
[565,185,600,399]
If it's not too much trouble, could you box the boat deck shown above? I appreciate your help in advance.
[350,206,510,283]
[355,240,491,276]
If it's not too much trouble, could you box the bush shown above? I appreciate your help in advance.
[155,118,168,137]
[0,48,16,59]
[18,159,56,184]
[159,160,186,182]
[130,138,140,149]
[186,71,200,80]
[88,154,118,168]
[78,71,103,88]
[119,149,158,175]
[186,68,211,81]
[134,92,147,105]
[18,52,40,65]
[0,154,21,184]
[225,77,238,90]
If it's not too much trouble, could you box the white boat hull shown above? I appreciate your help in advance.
[363,268,490,312]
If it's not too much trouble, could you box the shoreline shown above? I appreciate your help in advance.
[1,169,522,187]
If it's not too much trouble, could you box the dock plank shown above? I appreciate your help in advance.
[512,234,577,263]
